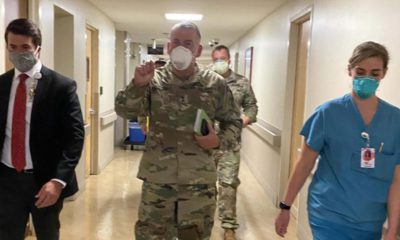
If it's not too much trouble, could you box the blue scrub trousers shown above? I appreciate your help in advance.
[310,217,382,240]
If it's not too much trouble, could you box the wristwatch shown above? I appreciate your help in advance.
[279,201,291,210]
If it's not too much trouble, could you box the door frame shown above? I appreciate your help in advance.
[278,6,313,207]
[85,24,100,175]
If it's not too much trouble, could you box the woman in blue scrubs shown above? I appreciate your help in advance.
[275,41,400,240]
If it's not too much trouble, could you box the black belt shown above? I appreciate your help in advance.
[0,163,34,174]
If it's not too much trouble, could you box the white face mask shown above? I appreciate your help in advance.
[213,60,229,75]
[170,46,193,71]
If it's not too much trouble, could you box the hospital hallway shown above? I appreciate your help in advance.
[26,149,298,240]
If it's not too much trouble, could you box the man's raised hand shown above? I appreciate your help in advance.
[133,61,155,87]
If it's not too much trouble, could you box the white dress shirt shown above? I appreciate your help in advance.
[1,61,42,170]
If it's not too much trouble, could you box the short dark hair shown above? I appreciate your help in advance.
[5,18,42,47]
[349,41,389,69]
[212,45,230,59]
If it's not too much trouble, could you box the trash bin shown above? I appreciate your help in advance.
[129,121,146,143]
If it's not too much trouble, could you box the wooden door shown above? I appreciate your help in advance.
[289,18,311,173]
[85,28,94,177]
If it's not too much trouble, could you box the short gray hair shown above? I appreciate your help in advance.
[171,21,201,40]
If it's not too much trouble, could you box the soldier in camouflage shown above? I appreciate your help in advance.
[211,45,258,240]
[115,22,242,240]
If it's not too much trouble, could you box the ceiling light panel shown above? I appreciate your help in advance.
[164,13,203,21]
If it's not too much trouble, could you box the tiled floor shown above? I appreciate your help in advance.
[27,149,298,240]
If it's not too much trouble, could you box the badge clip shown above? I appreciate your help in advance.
[361,132,370,147]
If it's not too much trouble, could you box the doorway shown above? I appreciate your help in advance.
[85,25,100,176]
[289,17,311,175]
[279,11,312,216]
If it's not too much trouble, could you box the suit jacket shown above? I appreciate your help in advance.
[0,66,84,198]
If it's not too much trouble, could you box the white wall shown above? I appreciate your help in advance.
[232,0,400,239]
[0,0,5,73]
[230,0,312,203]
[54,13,74,78]
[307,0,400,113]
[36,0,116,187]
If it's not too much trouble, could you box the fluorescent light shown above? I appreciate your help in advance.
[165,13,203,21]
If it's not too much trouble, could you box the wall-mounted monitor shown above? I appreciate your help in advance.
[147,45,164,55]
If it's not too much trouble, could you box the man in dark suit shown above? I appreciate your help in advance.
[0,18,84,240]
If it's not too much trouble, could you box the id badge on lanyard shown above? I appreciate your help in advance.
[361,132,375,168]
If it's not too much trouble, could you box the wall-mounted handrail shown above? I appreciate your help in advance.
[247,118,281,148]
[100,111,117,127]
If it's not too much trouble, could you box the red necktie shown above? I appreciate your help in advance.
[12,74,29,172]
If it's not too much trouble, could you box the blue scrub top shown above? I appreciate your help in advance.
[301,94,400,231]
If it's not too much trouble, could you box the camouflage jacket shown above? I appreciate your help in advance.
[115,63,242,184]
[224,70,258,123]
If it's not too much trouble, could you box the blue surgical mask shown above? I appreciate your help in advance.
[352,76,379,99]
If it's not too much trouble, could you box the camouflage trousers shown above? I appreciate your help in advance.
[135,181,216,240]
[215,150,241,229]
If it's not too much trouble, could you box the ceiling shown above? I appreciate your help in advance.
[87,0,289,52]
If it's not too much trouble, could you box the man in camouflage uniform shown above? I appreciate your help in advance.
[211,45,258,240]
[115,22,242,240]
